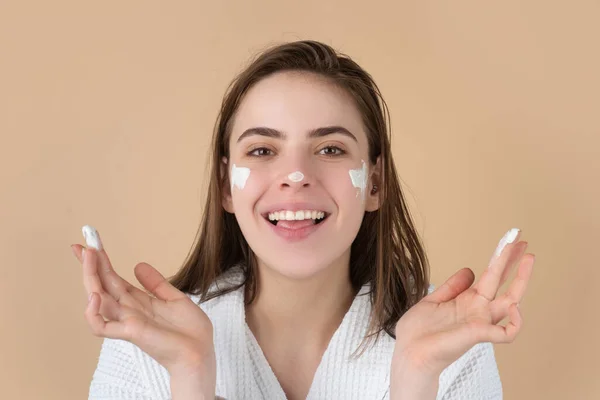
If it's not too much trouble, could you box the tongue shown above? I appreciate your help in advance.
[277,219,315,229]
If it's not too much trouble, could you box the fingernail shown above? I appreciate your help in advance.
[489,228,520,267]
[82,225,103,251]
[81,247,86,261]
[88,293,93,303]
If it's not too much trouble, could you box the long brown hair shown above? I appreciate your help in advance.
[169,40,430,352]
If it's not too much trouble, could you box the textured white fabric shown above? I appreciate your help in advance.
[89,267,502,399]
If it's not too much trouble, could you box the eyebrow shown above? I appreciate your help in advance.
[236,126,358,143]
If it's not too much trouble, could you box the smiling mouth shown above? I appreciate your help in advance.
[267,216,328,226]
[264,211,330,226]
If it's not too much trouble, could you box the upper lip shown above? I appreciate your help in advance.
[260,202,331,217]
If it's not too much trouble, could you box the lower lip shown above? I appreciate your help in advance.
[264,217,328,242]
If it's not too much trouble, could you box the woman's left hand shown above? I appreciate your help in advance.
[391,228,535,380]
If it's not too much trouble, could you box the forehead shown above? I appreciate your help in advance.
[230,71,366,143]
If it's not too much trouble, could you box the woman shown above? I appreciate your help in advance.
[72,40,534,399]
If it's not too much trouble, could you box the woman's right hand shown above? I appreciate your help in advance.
[71,225,216,383]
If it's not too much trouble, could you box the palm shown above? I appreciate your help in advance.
[74,243,214,372]
[116,292,213,367]
[393,235,535,376]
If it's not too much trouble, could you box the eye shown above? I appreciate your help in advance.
[247,147,274,157]
[319,146,346,156]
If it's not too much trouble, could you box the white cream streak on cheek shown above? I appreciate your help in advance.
[349,160,368,199]
[231,164,251,191]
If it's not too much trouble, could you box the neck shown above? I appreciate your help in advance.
[245,253,356,353]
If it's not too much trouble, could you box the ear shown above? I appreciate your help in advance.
[221,156,235,213]
[365,156,382,212]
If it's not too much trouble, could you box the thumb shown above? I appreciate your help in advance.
[134,262,185,302]
[423,268,475,304]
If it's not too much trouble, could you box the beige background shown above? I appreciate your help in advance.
[1,1,598,399]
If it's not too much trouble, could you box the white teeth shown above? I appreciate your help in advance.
[267,210,326,221]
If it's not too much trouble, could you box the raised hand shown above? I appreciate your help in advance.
[391,228,535,379]
[71,225,216,385]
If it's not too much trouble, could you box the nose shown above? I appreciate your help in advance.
[280,169,311,190]
[277,151,316,191]
[278,160,319,192]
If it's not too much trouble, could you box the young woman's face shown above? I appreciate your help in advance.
[224,71,379,279]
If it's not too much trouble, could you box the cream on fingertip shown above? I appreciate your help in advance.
[489,228,520,267]
[81,225,103,251]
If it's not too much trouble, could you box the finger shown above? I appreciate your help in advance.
[500,254,535,303]
[498,241,528,287]
[474,229,525,301]
[96,292,122,321]
[85,292,130,340]
[444,303,522,352]
[77,243,122,319]
[81,246,105,296]
[88,246,153,313]
[71,244,84,263]
[489,254,535,324]
[422,268,475,304]
[426,305,521,363]
[74,242,155,311]
[486,303,522,344]
[81,225,133,301]
[487,228,521,267]
[134,262,186,302]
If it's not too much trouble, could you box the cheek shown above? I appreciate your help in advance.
[230,167,268,214]
[322,167,365,208]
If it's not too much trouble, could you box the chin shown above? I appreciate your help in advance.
[256,253,336,281]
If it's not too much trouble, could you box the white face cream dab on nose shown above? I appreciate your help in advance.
[349,159,368,199]
[231,164,251,191]
[288,171,304,182]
